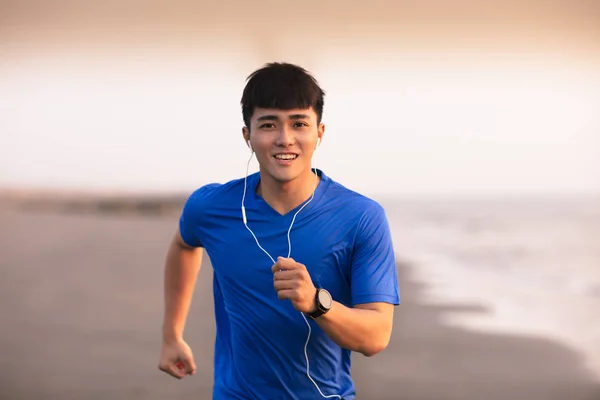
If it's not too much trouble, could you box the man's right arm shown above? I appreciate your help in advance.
[159,185,210,379]
[162,227,203,344]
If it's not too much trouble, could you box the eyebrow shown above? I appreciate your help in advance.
[256,114,310,121]
[289,114,310,120]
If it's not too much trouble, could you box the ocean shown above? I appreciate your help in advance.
[381,196,600,380]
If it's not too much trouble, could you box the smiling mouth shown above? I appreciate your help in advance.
[274,154,298,160]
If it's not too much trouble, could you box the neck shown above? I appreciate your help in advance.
[256,169,320,215]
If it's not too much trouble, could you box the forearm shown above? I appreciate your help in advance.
[162,238,203,343]
[314,301,392,357]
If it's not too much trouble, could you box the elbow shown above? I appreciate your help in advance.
[359,332,392,357]
[361,349,381,358]
[361,342,388,357]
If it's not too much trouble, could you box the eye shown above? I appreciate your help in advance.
[293,122,309,128]
[259,123,275,129]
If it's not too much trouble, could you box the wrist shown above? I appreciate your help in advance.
[306,288,332,319]
[306,288,318,314]
[162,326,183,344]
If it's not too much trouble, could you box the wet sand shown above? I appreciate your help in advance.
[1,208,599,399]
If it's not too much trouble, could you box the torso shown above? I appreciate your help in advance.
[186,170,380,400]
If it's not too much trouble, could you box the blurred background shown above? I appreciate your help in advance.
[1,0,599,399]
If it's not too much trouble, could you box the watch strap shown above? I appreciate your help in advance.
[307,288,331,320]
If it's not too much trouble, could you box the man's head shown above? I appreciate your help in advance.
[241,62,326,184]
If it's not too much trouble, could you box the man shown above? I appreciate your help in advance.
[158,62,400,399]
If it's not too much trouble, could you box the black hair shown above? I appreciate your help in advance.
[241,62,325,128]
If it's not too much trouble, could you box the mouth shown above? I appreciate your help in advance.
[273,153,298,161]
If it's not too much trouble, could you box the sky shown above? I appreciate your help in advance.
[1,0,599,198]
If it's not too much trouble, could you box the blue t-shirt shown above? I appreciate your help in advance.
[179,169,400,400]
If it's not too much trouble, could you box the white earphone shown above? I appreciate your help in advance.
[240,133,340,399]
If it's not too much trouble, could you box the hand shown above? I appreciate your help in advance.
[271,256,317,314]
[158,338,197,379]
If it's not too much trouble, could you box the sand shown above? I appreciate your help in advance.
[1,208,599,399]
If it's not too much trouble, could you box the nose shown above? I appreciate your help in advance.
[275,126,295,147]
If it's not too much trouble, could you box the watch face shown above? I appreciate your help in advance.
[318,289,332,309]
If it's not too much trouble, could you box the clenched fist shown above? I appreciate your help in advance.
[158,338,197,379]
[271,256,317,314]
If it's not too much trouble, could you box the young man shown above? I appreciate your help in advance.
[158,62,400,399]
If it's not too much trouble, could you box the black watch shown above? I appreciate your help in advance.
[307,288,332,320]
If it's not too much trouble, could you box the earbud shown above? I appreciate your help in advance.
[246,140,253,152]
[315,137,321,150]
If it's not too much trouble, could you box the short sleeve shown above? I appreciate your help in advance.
[178,185,216,248]
[350,202,400,306]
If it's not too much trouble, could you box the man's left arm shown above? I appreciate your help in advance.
[272,203,400,357]
[313,300,394,357]
[272,258,396,357]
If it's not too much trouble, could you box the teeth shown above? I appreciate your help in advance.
[275,154,297,160]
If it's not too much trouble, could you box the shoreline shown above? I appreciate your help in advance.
[0,189,188,216]
[1,188,598,216]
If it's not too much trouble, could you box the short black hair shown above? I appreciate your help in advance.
[241,62,325,128]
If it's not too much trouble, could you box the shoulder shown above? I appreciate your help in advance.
[318,173,391,246]
[322,174,387,220]
[181,175,250,217]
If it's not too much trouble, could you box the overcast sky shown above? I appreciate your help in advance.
[1,0,599,197]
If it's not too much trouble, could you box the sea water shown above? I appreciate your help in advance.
[382,196,600,381]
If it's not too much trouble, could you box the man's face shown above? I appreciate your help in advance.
[242,107,324,184]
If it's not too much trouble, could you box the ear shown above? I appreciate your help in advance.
[242,126,252,151]
[316,123,325,149]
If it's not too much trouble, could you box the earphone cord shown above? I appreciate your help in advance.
[241,151,342,400]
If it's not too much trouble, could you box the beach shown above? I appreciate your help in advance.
[1,201,599,399]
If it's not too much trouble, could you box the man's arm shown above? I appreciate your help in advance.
[272,257,395,357]
[314,301,394,357]
[316,202,399,356]
[162,228,203,343]
[159,186,210,379]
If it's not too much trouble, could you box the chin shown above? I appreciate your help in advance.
[271,171,300,183]
[267,167,302,183]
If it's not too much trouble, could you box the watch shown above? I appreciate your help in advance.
[307,288,332,320]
